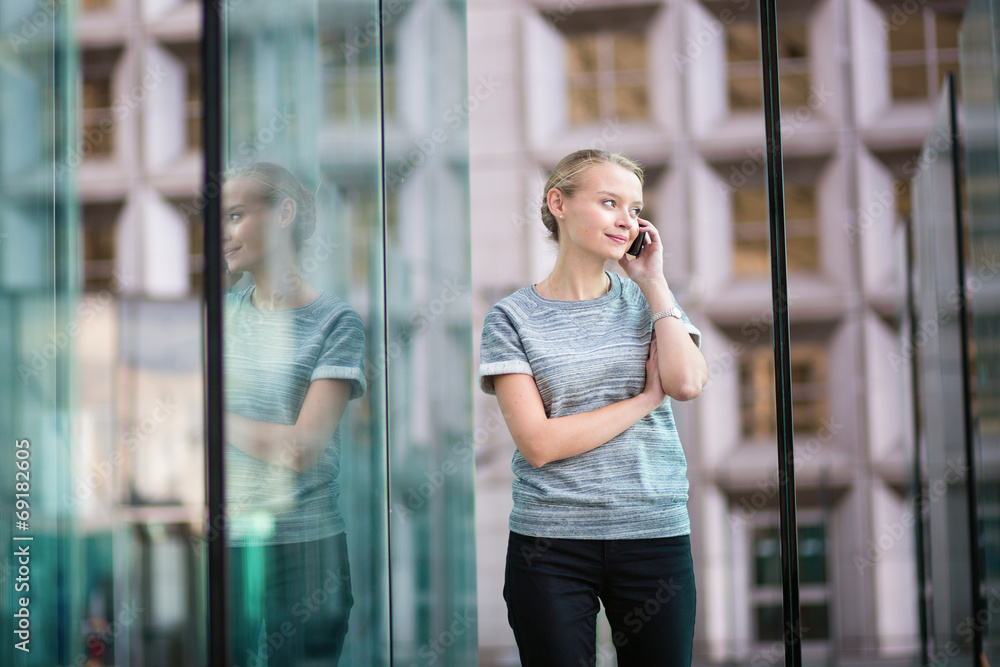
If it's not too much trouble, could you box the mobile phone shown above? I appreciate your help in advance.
[627,232,647,258]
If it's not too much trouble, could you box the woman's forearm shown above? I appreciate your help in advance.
[494,374,663,468]
[225,413,326,473]
[643,283,708,401]
[225,379,353,473]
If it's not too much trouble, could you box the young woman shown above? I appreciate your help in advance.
[221,162,366,666]
[479,149,708,667]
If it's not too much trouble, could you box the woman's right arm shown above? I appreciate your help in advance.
[493,338,666,468]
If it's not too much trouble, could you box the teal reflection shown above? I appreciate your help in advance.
[222,163,366,666]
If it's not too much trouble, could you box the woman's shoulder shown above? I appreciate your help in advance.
[487,285,538,317]
[308,290,363,327]
[613,273,648,306]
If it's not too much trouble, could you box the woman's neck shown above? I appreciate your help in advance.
[537,254,610,301]
[249,270,316,310]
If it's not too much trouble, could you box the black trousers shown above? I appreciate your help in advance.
[504,531,697,667]
[229,533,353,667]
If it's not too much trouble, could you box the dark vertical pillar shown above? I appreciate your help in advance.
[949,71,984,664]
[905,212,930,667]
[757,1,802,664]
[202,0,228,664]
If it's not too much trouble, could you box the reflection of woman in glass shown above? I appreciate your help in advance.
[222,162,365,666]
[479,150,707,667]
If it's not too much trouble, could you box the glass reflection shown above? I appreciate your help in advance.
[222,163,365,666]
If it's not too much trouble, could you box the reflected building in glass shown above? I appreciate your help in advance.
[467,0,971,664]
[2,0,475,665]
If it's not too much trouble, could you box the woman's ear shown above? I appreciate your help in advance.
[279,197,297,229]
[547,187,565,220]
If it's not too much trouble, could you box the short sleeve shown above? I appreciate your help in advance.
[312,306,367,400]
[479,306,533,395]
[671,293,702,350]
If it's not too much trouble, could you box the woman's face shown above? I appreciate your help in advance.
[221,178,286,275]
[554,162,643,261]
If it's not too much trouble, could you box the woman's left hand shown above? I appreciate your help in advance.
[619,218,668,292]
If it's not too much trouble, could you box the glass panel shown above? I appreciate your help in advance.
[0,0,78,664]
[911,72,975,660]
[220,0,391,664]
[382,3,477,663]
[961,2,1000,664]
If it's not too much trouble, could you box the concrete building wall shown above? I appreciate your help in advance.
[468,0,961,663]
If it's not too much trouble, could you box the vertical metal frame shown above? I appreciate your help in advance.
[757,0,802,664]
[202,0,229,663]
[949,70,985,663]
[905,213,931,665]
[376,1,395,662]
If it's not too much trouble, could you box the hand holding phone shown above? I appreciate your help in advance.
[626,231,647,258]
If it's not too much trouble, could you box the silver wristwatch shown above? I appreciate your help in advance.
[651,306,683,325]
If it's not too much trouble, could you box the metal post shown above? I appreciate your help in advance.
[757,1,802,664]
[202,0,228,664]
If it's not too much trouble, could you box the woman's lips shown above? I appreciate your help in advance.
[606,234,628,244]
[224,247,238,257]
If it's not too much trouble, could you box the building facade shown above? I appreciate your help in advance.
[468,0,967,663]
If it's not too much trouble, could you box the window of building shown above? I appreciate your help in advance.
[321,24,394,123]
[81,48,120,159]
[169,197,204,295]
[887,8,962,101]
[726,19,810,111]
[565,31,648,124]
[82,202,121,292]
[739,342,829,438]
[81,0,115,11]
[163,41,203,153]
[542,5,657,125]
[752,521,830,642]
[732,183,818,277]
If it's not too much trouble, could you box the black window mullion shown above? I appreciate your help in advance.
[758,0,802,664]
[202,0,228,664]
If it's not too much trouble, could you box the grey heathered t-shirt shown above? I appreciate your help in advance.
[479,271,701,540]
[224,285,366,545]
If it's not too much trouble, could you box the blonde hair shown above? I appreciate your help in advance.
[225,162,316,251]
[540,149,644,242]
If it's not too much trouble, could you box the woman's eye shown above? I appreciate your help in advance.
[603,199,615,207]
[630,208,641,218]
